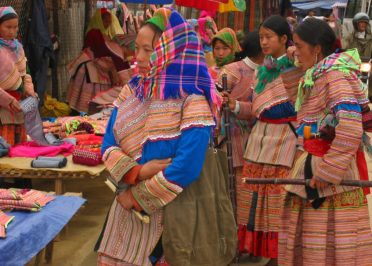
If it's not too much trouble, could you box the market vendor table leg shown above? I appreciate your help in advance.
[45,178,63,263]
[55,178,63,195]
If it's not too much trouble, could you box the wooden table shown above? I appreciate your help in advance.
[0,156,107,264]
[0,156,107,195]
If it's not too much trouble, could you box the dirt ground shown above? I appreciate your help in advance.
[25,150,372,266]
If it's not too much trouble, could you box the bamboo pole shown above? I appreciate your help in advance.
[222,74,237,217]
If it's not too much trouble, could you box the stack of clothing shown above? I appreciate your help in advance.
[72,134,104,166]
[43,115,109,138]
[0,188,54,238]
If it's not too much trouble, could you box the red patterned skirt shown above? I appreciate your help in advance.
[237,161,289,258]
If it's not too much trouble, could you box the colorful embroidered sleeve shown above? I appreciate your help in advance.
[314,71,363,184]
[102,108,140,186]
[131,96,214,214]
[131,126,212,214]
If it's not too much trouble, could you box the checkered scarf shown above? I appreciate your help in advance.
[129,8,215,104]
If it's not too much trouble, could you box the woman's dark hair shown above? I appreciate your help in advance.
[212,38,229,48]
[260,15,292,47]
[0,13,18,24]
[235,31,262,61]
[143,22,163,49]
[295,18,337,57]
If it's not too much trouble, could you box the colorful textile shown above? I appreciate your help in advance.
[217,59,256,167]
[0,189,54,212]
[0,6,17,18]
[296,49,362,111]
[279,189,372,265]
[67,32,130,113]
[8,141,74,158]
[86,8,124,40]
[294,70,368,187]
[0,189,21,200]
[244,120,297,168]
[240,56,301,258]
[51,116,108,137]
[97,9,215,265]
[219,0,246,12]
[255,55,294,94]
[146,8,171,31]
[198,16,217,48]
[0,43,27,126]
[0,210,14,238]
[252,64,303,119]
[239,162,289,258]
[131,8,216,106]
[0,124,26,146]
[212,28,241,67]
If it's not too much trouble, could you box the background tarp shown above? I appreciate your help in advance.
[291,0,348,10]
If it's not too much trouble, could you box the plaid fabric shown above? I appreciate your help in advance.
[130,8,215,105]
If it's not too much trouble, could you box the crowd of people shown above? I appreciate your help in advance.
[1,3,372,266]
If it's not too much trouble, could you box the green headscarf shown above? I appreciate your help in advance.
[255,55,294,94]
[146,8,171,32]
[86,8,123,40]
[295,48,361,111]
[212,28,241,67]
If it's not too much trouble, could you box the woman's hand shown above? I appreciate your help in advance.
[221,91,236,111]
[24,88,38,98]
[138,158,172,180]
[9,98,21,112]
[286,46,296,61]
[309,177,329,190]
[116,190,133,210]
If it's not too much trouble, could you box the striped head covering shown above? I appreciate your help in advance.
[212,27,241,67]
[0,6,22,55]
[130,8,216,104]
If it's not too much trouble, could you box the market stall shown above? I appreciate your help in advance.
[0,156,106,195]
[0,195,85,265]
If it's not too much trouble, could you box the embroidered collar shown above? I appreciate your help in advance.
[254,55,294,94]
[243,57,259,70]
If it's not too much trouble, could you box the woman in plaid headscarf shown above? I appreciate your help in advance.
[95,8,220,266]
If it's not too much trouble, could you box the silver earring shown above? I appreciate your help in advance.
[314,54,318,65]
